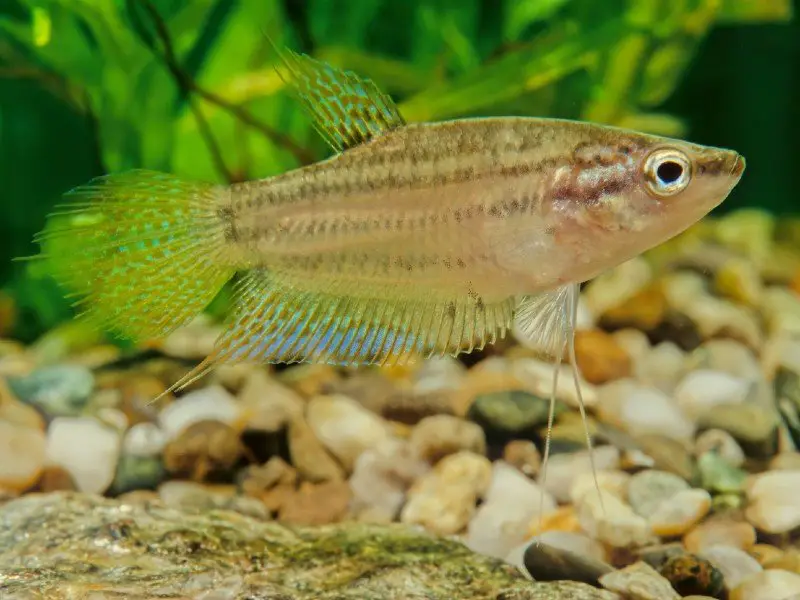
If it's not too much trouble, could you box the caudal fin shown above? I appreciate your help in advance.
[32,170,235,343]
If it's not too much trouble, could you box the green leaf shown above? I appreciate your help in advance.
[503,0,570,42]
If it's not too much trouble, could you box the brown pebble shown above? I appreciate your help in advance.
[238,457,297,497]
[503,440,541,477]
[288,417,345,483]
[163,420,244,481]
[279,480,351,525]
[659,553,724,597]
[573,329,632,384]
[116,374,172,425]
[117,490,161,505]
[37,466,76,492]
[602,284,667,331]
[683,518,757,554]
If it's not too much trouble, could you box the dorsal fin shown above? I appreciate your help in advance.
[272,46,406,152]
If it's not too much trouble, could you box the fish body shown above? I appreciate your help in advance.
[30,48,744,518]
[222,117,742,305]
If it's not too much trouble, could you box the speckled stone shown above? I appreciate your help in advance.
[0,492,620,599]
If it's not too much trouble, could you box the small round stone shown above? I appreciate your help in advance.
[409,414,486,463]
[523,541,614,586]
[162,420,243,481]
[503,440,541,477]
[627,469,690,517]
[729,569,800,600]
[45,416,120,494]
[157,385,242,441]
[683,518,757,553]
[694,429,745,467]
[745,470,800,534]
[122,422,167,458]
[658,553,725,597]
[576,490,653,548]
[306,394,390,471]
[401,451,491,536]
[700,545,763,590]
[8,365,94,417]
[573,329,632,384]
[675,369,750,419]
[648,489,712,537]
[466,389,554,439]
[0,420,45,492]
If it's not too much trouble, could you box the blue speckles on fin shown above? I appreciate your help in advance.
[197,270,518,369]
[272,46,405,152]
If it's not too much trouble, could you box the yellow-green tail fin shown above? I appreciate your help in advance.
[33,170,235,343]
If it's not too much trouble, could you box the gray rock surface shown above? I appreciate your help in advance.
[0,492,620,599]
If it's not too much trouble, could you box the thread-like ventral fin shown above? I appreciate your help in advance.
[272,45,405,152]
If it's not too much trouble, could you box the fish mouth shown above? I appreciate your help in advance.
[730,153,746,178]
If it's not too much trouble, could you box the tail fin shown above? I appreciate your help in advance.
[32,170,235,343]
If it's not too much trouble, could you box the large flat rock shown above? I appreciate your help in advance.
[0,492,618,599]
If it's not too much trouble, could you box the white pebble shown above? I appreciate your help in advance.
[46,417,120,494]
[401,451,491,536]
[620,385,695,442]
[576,490,653,548]
[648,488,711,537]
[122,422,167,457]
[745,470,800,534]
[730,569,800,600]
[537,446,620,503]
[466,461,557,559]
[306,395,390,471]
[157,385,241,440]
[635,342,686,394]
[700,544,762,590]
[675,369,750,419]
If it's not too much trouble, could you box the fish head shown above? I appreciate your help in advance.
[554,127,745,278]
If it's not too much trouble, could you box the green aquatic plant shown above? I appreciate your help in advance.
[0,0,792,341]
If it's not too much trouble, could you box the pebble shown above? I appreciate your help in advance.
[511,358,600,410]
[697,451,747,494]
[0,380,44,430]
[110,455,166,494]
[162,420,243,481]
[503,439,541,477]
[715,257,764,307]
[37,465,76,492]
[576,489,653,548]
[570,470,630,505]
[287,416,345,483]
[583,256,652,317]
[158,316,221,360]
[659,553,724,597]
[522,541,614,586]
[8,365,94,417]
[599,560,681,600]
[157,385,242,441]
[158,480,230,510]
[409,415,486,463]
[698,404,779,459]
[648,488,712,537]
[401,451,491,536]
[537,446,621,503]
[535,530,608,562]
[762,287,800,337]
[602,284,667,331]
[599,383,695,442]
[729,569,800,600]
[769,452,800,471]
[675,369,751,419]
[122,422,167,458]
[279,480,351,525]
[116,374,169,425]
[0,420,45,492]
[700,545,763,590]
[634,434,697,482]
[466,461,557,559]
[349,437,429,523]
[694,429,746,467]
[634,341,686,394]
[238,370,303,433]
[466,389,554,439]
[306,394,390,471]
[573,329,632,384]
[45,416,120,493]
[683,518,757,553]
[745,470,800,533]
[627,469,690,517]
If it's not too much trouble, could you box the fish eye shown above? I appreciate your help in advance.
[643,149,692,197]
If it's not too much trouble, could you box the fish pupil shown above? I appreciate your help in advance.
[657,160,683,184]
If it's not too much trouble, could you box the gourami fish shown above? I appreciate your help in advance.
[32,48,744,511]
